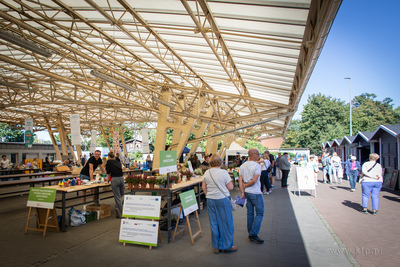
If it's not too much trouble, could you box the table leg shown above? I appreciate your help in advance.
[197,183,201,214]
[167,189,172,243]
[95,187,99,204]
[61,192,66,232]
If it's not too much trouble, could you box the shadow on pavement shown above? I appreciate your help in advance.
[342,200,362,212]
[382,195,400,203]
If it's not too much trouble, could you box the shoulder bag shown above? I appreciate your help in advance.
[360,162,378,180]
[208,170,237,211]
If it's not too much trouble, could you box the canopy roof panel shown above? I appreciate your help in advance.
[0,0,342,139]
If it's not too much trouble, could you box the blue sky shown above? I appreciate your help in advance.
[294,0,400,119]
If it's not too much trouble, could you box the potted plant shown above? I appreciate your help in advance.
[180,170,192,181]
[147,176,156,189]
[125,175,134,189]
[156,175,167,188]
[169,172,180,184]
[137,174,147,188]
[168,175,175,188]
[194,168,203,176]
[131,174,141,189]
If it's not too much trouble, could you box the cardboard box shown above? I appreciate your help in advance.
[71,167,82,175]
[85,204,111,219]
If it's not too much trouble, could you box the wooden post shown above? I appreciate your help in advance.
[45,117,62,161]
[171,204,202,245]
[25,207,59,237]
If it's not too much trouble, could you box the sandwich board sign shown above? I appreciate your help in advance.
[179,190,198,216]
[119,219,159,247]
[27,188,56,209]
[122,195,161,219]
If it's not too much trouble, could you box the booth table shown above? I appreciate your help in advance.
[0,171,69,181]
[0,175,78,197]
[45,183,113,232]
[127,177,204,243]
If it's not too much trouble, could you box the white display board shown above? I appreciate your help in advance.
[122,195,161,219]
[295,167,316,197]
[70,114,81,145]
[119,219,159,247]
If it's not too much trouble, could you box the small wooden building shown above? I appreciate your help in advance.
[352,132,374,164]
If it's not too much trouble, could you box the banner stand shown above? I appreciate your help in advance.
[25,207,59,237]
[172,203,203,246]
[295,167,317,198]
[120,195,162,249]
[122,217,162,250]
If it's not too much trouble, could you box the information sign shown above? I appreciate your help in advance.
[27,188,56,209]
[296,167,316,190]
[159,150,177,174]
[122,195,161,219]
[179,190,198,216]
[119,219,159,247]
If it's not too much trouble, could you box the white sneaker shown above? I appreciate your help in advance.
[263,191,270,195]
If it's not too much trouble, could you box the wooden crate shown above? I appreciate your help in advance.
[85,204,111,219]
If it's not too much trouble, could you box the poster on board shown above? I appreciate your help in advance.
[296,167,316,190]
[27,188,56,209]
[159,150,177,174]
[142,128,150,154]
[119,219,159,247]
[122,195,161,219]
[70,114,81,145]
[90,130,97,153]
[179,190,198,216]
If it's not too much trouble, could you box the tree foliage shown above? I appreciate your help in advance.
[244,139,267,153]
[0,123,25,142]
[282,93,400,154]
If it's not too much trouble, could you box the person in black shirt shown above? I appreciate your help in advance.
[80,150,106,181]
[81,154,87,167]
[200,155,210,167]
[105,151,124,218]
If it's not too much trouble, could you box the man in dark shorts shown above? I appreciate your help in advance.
[80,150,106,180]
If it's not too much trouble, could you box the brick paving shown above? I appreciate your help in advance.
[308,171,400,267]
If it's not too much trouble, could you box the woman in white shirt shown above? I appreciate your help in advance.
[360,153,383,216]
[202,154,236,254]
[331,152,342,184]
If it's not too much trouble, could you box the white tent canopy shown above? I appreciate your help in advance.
[225,141,248,166]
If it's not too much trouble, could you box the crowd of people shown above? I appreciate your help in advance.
[201,149,295,254]
[201,148,385,255]
[321,151,383,215]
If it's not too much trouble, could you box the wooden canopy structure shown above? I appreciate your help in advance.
[0,0,342,167]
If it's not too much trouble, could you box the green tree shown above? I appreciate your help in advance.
[297,94,347,154]
[244,140,267,152]
[281,119,301,148]
[0,123,25,142]
[352,94,400,132]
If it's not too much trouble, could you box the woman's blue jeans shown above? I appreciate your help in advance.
[348,170,358,190]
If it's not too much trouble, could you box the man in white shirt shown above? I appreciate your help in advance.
[239,148,264,244]
[1,155,10,169]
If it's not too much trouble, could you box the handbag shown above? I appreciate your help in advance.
[208,170,237,211]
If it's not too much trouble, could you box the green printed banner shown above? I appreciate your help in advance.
[179,189,198,216]
[27,188,56,209]
[159,150,177,174]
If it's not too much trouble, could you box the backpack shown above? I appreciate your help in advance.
[322,157,327,167]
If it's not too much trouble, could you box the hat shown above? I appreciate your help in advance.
[351,156,356,160]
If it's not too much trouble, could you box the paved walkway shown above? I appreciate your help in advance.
[307,171,400,267]
[0,168,398,266]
